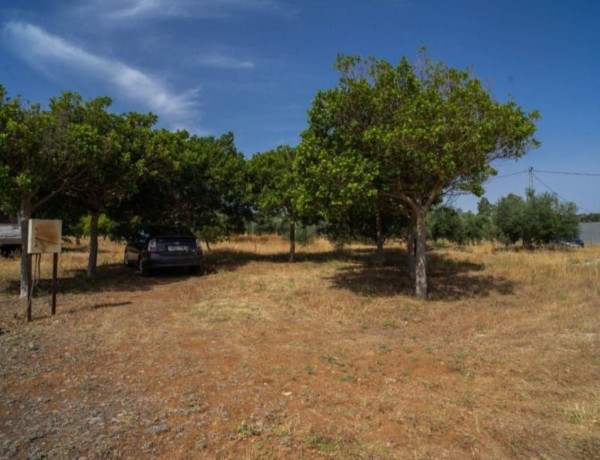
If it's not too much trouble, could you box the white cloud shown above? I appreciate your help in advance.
[196,53,256,70]
[78,0,296,21]
[1,21,201,131]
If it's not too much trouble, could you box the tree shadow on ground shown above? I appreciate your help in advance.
[2,246,516,301]
[2,262,204,297]
[203,245,517,300]
[328,248,517,300]
[202,247,371,273]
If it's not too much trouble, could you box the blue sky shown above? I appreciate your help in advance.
[1,0,599,213]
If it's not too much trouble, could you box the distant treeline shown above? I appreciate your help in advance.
[578,213,600,223]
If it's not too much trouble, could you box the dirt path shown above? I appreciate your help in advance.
[2,242,599,458]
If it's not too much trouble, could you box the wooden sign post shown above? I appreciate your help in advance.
[27,219,62,322]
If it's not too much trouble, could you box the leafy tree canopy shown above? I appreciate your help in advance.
[494,189,579,247]
[298,50,539,297]
[109,130,250,245]
[247,145,298,219]
[247,145,302,261]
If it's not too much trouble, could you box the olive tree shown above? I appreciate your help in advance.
[494,189,580,247]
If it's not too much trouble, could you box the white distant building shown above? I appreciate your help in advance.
[580,222,600,245]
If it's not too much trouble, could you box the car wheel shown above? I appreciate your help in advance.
[189,266,203,276]
[139,257,151,277]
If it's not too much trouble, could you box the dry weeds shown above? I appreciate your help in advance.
[1,237,599,459]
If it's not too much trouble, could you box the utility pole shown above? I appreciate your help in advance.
[528,166,534,191]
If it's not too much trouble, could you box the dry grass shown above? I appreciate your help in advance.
[1,236,599,459]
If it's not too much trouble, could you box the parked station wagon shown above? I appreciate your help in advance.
[124,225,203,276]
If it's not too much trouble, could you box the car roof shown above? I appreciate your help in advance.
[141,225,196,237]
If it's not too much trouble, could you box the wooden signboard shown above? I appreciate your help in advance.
[26,219,62,321]
[28,219,62,254]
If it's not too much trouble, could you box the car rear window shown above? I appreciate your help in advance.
[145,226,195,238]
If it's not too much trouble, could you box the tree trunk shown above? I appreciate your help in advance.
[375,211,385,266]
[407,224,416,280]
[19,199,32,298]
[87,212,99,278]
[415,208,428,299]
[289,219,296,263]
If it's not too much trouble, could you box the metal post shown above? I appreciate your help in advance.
[528,166,534,191]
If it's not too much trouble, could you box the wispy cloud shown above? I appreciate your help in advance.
[1,21,201,131]
[196,52,256,70]
[78,0,296,21]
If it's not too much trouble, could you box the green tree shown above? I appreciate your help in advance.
[177,132,250,244]
[477,197,494,218]
[462,211,486,244]
[65,96,157,277]
[578,213,600,223]
[428,206,465,243]
[323,199,407,257]
[476,197,498,240]
[26,94,157,278]
[522,189,579,247]
[428,206,485,245]
[494,190,579,247]
[247,145,300,261]
[299,52,539,298]
[83,110,157,276]
[0,87,93,296]
[494,193,526,245]
[110,130,250,248]
[556,201,580,239]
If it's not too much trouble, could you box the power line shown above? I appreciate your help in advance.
[533,174,570,202]
[535,169,600,177]
[532,173,597,214]
[447,167,597,213]
[486,170,528,183]
[487,167,598,213]
[496,170,529,179]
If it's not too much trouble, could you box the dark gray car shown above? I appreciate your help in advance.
[124,225,203,276]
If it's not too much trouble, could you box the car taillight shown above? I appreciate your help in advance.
[148,239,158,253]
[195,239,202,255]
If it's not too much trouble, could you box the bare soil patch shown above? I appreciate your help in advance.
[1,238,599,458]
